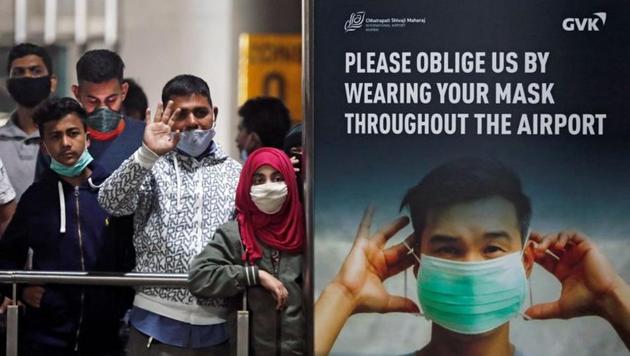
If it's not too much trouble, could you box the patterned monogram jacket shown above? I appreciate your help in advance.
[98,143,241,325]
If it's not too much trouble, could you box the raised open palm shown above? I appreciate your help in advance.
[143,100,181,155]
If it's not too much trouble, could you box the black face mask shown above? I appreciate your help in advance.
[6,76,52,108]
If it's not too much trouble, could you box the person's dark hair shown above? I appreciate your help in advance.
[7,43,53,75]
[33,97,88,136]
[401,157,532,242]
[76,49,124,83]
[122,78,148,120]
[161,74,212,106]
[239,97,291,149]
[283,123,302,155]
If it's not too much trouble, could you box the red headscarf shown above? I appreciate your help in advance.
[236,147,305,263]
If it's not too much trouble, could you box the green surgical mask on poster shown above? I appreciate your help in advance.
[416,251,528,334]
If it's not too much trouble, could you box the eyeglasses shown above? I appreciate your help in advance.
[175,107,211,121]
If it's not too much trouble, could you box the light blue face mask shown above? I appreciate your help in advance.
[50,149,94,177]
[414,247,529,335]
[176,126,216,157]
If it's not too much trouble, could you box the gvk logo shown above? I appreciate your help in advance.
[562,12,606,31]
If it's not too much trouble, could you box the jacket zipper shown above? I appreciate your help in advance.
[73,186,86,352]
[271,250,281,356]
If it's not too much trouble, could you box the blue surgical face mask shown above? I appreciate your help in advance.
[240,149,249,161]
[176,126,216,157]
[50,149,94,177]
[413,245,529,335]
[86,107,122,132]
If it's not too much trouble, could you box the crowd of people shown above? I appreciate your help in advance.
[0,42,628,356]
[0,43,303,356]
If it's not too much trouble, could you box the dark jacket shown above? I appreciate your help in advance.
[189,220,305,355]
[0,163,134,353]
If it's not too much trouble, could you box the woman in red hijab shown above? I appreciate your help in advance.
[189,147,305,355]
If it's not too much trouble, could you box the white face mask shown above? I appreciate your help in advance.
[250,181,288,214]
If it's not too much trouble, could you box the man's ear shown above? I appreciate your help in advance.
[85,131,91,148]
[249,132,262,150]
[120,81,129,101]
[39,136,50,156]
[523,241,536,277]
[50,75,58,94]
[71,84,80,100]
[213,106,218,119]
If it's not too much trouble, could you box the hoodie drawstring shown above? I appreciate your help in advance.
[58,181,66,233]
[87,177,102,190]
[173,155,182,210]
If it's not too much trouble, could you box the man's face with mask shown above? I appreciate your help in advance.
[7,55,57,108]
[413,195,535,336]
[167,94,218,157]
[41,113,89,167]
[72,79,128,133]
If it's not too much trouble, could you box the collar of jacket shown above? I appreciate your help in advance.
[0,111,40,140]
[41,162,110,190]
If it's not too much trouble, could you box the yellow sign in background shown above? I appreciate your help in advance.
[238,33,302,123]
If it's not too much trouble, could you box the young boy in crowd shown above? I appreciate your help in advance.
[0,97,134,356]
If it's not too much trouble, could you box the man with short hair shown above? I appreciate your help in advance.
[34,50,145,181]
[71,49,145,172]
[0,43,57,200]
[99,74,241,354]
[0,97,134,356]
[236,96,291,160]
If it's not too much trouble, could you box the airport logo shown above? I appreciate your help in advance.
[562,12,606,31]
[344,11,426,33]
[345,12,366,32]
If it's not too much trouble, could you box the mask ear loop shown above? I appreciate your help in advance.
[403,241,424,316]
[519,229,533,320]
[518,229,561,321]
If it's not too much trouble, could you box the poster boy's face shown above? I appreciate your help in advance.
[419,196,523,261]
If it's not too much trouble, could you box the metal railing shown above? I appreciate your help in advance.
[0,271,191,356]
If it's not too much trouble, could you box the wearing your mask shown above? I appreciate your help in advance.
[408,243,529,335]
[176,126,216,157]
[86,107,123,132]
[7,76,51,108]
[49,149,94,177]
[250,181,288,214]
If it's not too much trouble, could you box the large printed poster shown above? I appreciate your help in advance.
[311,1,630,355]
